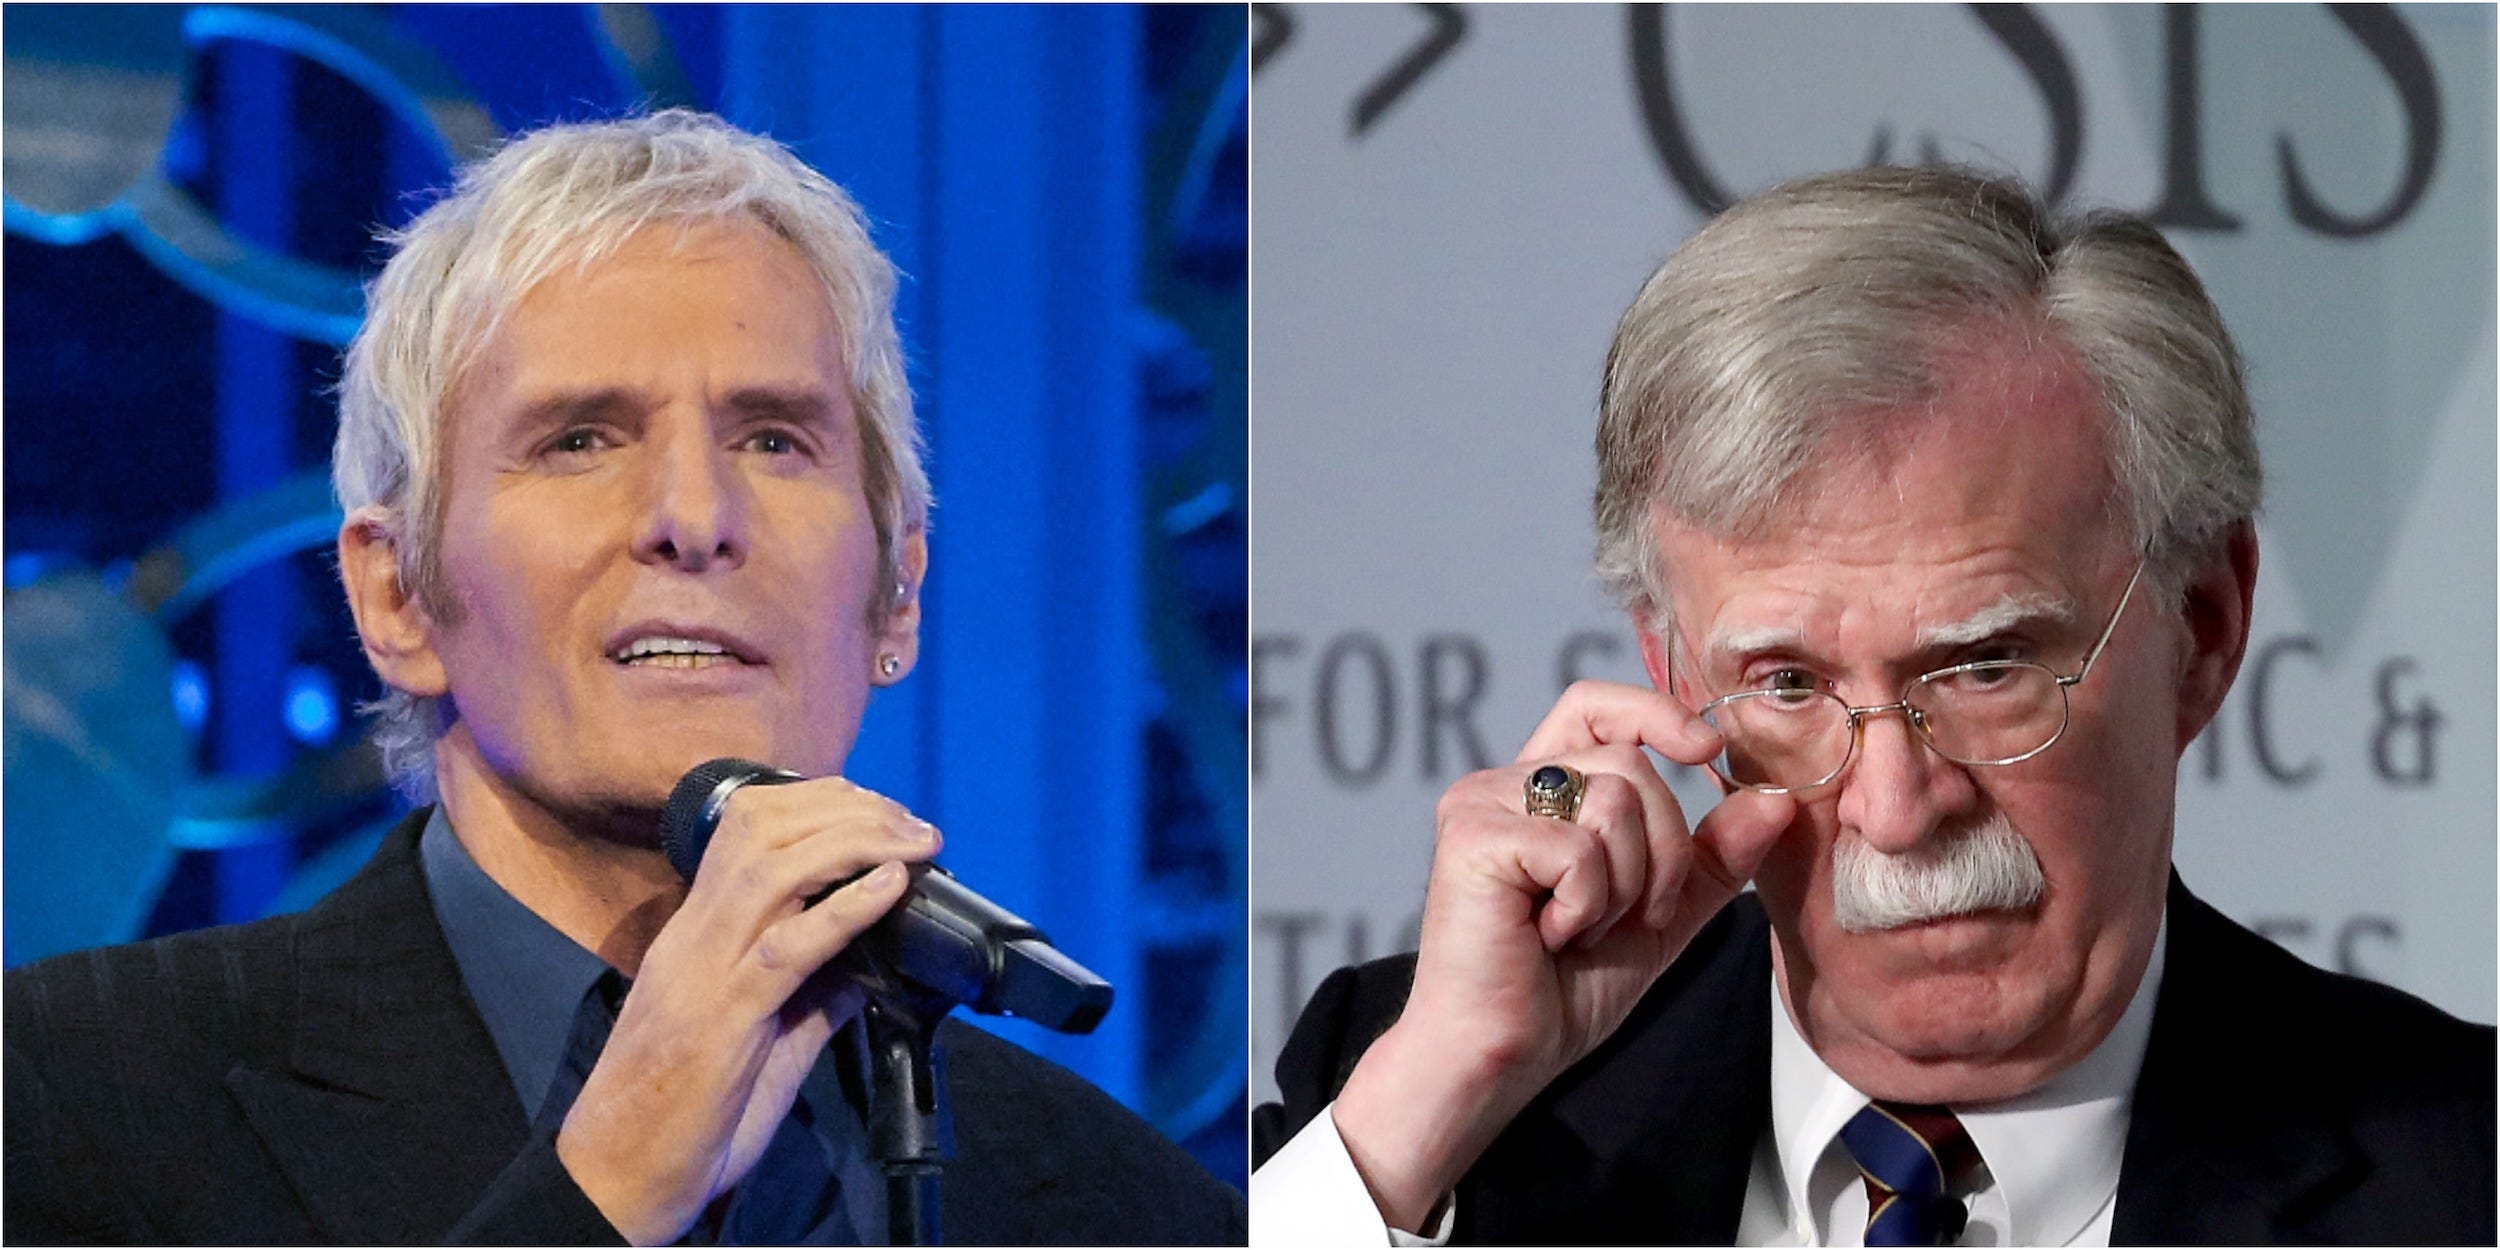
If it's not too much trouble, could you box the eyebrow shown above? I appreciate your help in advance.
[1707,624,1807,660]
[722,385,842,429]
[513,387,653,431]
[1703,592,2078,659]
[507,385,844,433]
[1914,593,2076,648]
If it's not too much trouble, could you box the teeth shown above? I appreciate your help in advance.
[626,652,734,669]
[615,636,736,664]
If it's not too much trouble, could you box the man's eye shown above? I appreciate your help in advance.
[745,429,803,455]
[1756,668,1818,695]
[548,428,610,456]
[1956,664,2022,689]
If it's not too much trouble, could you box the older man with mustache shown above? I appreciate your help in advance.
[1250,167,2494,1246]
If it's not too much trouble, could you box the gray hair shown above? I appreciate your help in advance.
[334,109,930,803]
[1595,165,2261,631]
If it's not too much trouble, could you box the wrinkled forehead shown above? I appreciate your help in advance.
[443,214,852,399]
[1656,514,2111,670]
[448,220,850,424]
[1700,588,2081,662]
[1652,351,2134,661]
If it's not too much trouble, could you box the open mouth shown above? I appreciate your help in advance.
[608,636,757,669]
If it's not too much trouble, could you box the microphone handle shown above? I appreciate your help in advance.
[663,758,1111,1033]
[825,866,1113,1035]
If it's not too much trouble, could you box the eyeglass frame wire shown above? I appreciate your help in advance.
[1677,558,2149,795]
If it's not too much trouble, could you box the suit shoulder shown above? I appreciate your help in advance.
[6,915,304,1074]
[2277,943,2491,1125]
[2179,894,2492,1082]
[7,812,424,1077]
[940,1021,1244,1245]
[5,916,310,1240]
[2160,889,2493,1171]
[2132,889,2496,1242]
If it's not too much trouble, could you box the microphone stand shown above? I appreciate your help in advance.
[661,763,1112,1245]
[861,977,952,1246]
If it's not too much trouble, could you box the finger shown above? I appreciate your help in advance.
[684,827,933,955]
[719,777,940,858]
[772,813,940,902]
[746,860,914,996]
[698,785,939,921]
[1559,772,1648,950]
[1501,818,1612,954]
[1518,680,1720,768]
[1608,756,1693,930]
[1683,789,1796,910]
[1538,744,1691,934]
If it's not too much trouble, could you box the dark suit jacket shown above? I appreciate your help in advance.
[6,812,1244,1245]
[1253,877,2496,1244]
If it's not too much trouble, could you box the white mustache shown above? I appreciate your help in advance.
[1830,811,2045,934]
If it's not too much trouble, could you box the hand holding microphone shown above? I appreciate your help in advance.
[660,759,1113,1034]
[555,766,939,1245]
[660,761,1116,1246]
[555,759,1115,1245]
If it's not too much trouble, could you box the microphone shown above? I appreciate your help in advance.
[659,758,1114,1035]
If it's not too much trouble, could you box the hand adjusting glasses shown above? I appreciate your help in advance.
[1691,561,2147,795]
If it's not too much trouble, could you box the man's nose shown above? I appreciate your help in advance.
[631,425,746,571]
[1834,707,1977,853]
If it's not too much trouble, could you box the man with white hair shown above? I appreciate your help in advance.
[1251,167,2493,1245]
[5,110,1242,1245]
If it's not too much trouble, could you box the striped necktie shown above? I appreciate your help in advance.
[1837,1101,1982,1247]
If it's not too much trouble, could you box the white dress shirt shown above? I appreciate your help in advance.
[1251,909,2166,1247]
[1740,909,2165,1246]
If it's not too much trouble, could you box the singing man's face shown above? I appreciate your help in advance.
[1638,329,2253,1103]
[410,217,920,831]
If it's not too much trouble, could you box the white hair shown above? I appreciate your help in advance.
[1830,810,2047,934]
[1595,166,2262,631]
[333,109,930,803]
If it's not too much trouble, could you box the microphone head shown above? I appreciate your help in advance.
[660,757,786,881]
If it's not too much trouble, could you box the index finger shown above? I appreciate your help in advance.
[1516,680,1720,766]
[721,774,937,854]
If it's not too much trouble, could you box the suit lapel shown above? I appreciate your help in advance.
[1445,879,2381,1243]
[223,812,534,1242]
[2111,876,2362,1244]
[1463,897,1774,1245]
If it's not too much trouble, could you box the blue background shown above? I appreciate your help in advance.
[3,2,1247,1185]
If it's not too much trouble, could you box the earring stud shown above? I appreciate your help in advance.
[879,654,902,678]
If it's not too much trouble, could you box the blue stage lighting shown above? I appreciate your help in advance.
[4,552,70,588]
[171,660,210,734]
[283,666,339,745]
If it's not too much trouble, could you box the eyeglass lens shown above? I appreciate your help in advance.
[1700,663,2071,791]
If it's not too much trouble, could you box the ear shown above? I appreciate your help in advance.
[338,507,450,699]
[2173,521,2259,751]
[870,527,928,685]
[1634,613,1697,710]
[1638,612,1737,796]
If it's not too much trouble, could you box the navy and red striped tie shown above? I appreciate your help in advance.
[1837,1101,1982,1246]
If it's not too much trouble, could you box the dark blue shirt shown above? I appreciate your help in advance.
[419,809,884,1243]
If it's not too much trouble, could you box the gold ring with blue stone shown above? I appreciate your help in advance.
[1523,763,1588,821]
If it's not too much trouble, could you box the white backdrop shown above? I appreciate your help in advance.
[1249,3,2496,1105]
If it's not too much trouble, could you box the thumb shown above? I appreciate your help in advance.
[1686,789,1795,905]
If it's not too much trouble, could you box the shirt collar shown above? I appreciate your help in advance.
[1767,905,2167,1246]
[419,806,617,1117]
